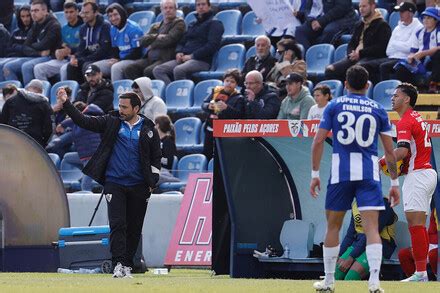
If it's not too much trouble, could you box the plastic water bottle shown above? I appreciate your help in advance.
[283,245,290,258]
[57,268,74,274]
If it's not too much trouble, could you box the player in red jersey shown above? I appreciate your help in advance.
[391,83,438,282]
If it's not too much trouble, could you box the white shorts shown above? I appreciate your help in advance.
[402,169,437,213]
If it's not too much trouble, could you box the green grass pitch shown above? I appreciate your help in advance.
[0,269,439,292]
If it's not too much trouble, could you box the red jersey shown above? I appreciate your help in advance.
[396,109,432,172]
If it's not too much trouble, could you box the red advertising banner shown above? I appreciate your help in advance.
[164,173,213,266]
[213,120,440,138]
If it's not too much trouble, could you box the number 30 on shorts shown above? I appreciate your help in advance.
[336,112,376,147]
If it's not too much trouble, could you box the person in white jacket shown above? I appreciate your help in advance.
[362,2,423,83]
[131,77,167,121]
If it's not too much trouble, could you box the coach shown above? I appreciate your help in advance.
[57,89,161,278]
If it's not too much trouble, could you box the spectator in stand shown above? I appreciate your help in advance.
[244,70,280,119]
[325,0,391,82]
[65,1,111,84]
[294,0,358,51]
[242,35,277,85]
[0,6,33,82]
[132,77,167,121]
[155,114,180,186]
[0,24,10,58]
[277,72,315,120]
[266,38,306,98]
[75,64,114,113]
[58,100,104,191]
[0,80,52,147]
[307,84,332,120]
[153,0,224,85]
[0,0,14,32]
[0,84,17,111]
[362,2,423,84]
[202,68,245,160]
[34,1,83,82]
[92,3,143,82]
[398,208,438,279]
[123,0,186,80]
[3,0,61,85]
[25,79,45,95]
[335,197,397,281]
[394,7,440,93]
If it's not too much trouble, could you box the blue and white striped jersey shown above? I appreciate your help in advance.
[110,19,143,59]
[319,94,392,184]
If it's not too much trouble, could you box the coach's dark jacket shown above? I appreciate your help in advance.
[62,99,162,188]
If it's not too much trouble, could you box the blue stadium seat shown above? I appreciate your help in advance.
[214,10,242,42]
[9,12,17,33]
[53,11,67,27]
[113,79,133,109]
[388,11,400,30]
[217,0,247,9]
[184,11,197,27]
[151,79,166,100]
[279,220,314,258]
[233,11,266,42]
[343,80,373,99]
[339,34,352,44]
[131,1,161,11]
[185,79,222,114]
[373,79,401,111]
[334,43,348,62]
[305,80,314,92]
[128,11,156,33]
[208,158,214,172]
[48,153,60,169]
[174,117,202,152]
[193,44,245,80]
[60,152,83,191]
[378,8,389,21]
[316,79,343,98]
[50,80,79,105]
[305,44,335,80]
[160,153,208,191]
[26,80,51,97]
[0,80,22,89]
[245,45,276,60]
[165,80,194,113]
[171,155,178,175]
[156,10,184,23]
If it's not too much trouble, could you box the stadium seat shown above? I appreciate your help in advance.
[171,155,178,175]
[174,117,202,152]
[0,80,22,89]
[50,80,79,105]
[165,79,194,113]
[130,0,161,11]
[373,79,401,111]
[214,10,242,42]
[378,8,389,21]
[343,80,373,99]
[151,79,166,100]
[156,10,184,23]
[48,153,61,169]
[305,44,335,81]
[53,11,67,27]
[193,44,245,80]
[9,12,17,33]
[339,34,352,44]
[245,45,276,60]
[305,80,314,92]
[334,43,348,63]
[113,79,134,109]
[185,79,222,114]
[159,153,208,191]
[217,0,247,9]
[128,11,156,33]
[388,11,400,30]
[26,80,51,97]
[316,79,343,98]
[235,11,265,42]
[279,219,314,258]
[208,158,214,172]
[184,11,197,27]
[389,221,412,260]
[60,152,83,191]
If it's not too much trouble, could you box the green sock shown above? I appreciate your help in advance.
[334,265,346,280]
[344,269,362,280]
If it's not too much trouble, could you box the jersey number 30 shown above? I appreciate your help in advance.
[337,112,376,147]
